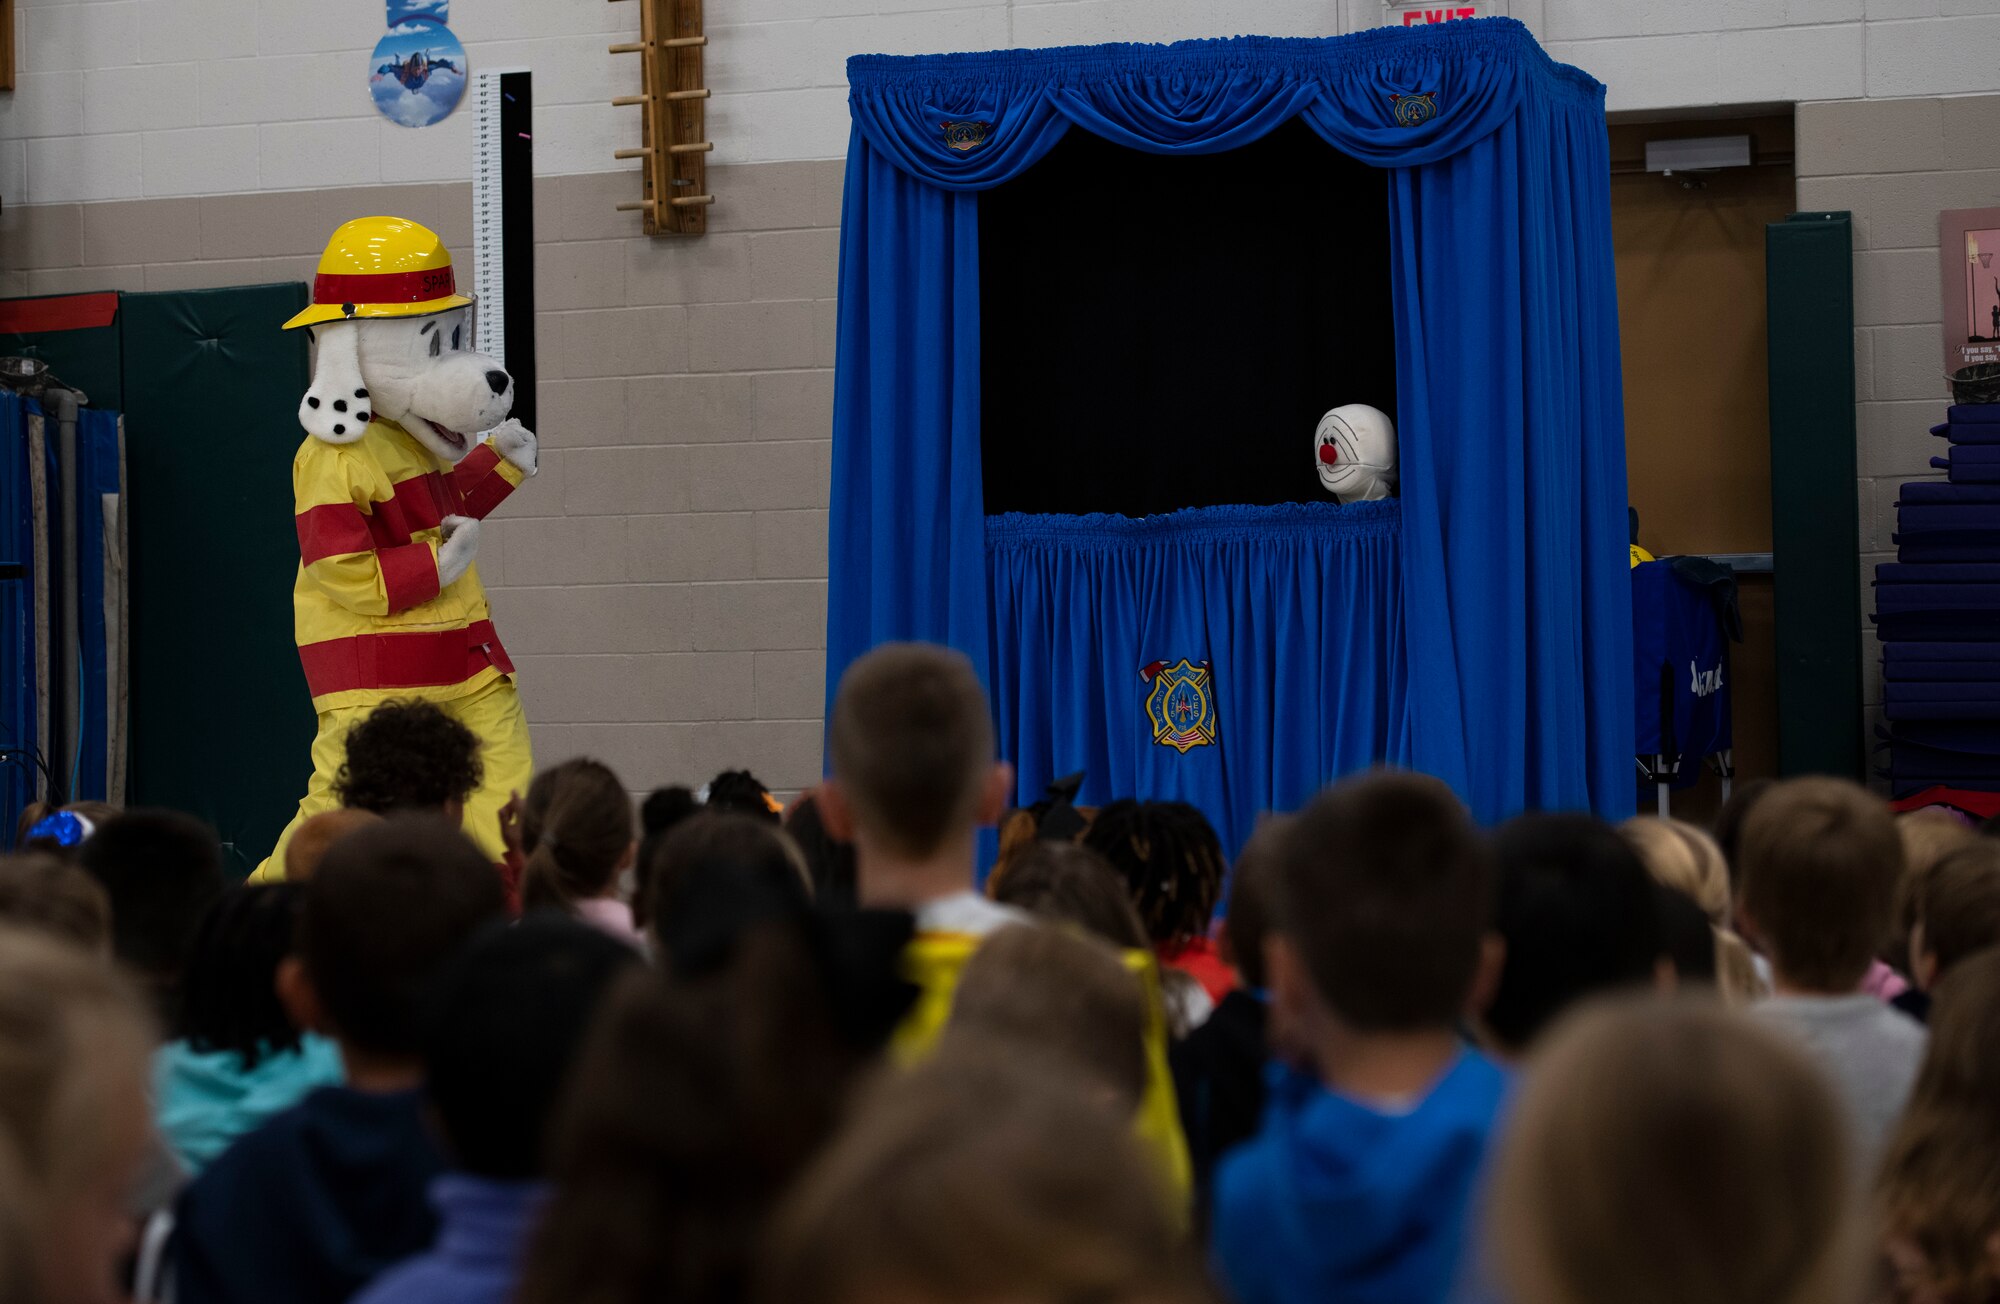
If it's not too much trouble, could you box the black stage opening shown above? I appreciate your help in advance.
[979,118,1397,518]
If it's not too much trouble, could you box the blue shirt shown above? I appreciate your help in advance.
[353,1175,548,1304]
[152,1035,346,1175]
[1212,1050,1510,1304]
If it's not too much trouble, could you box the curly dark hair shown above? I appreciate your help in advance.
[334,699,483,815]
[1081,799,1226,948]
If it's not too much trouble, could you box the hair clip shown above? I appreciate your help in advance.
[24,809,95,849]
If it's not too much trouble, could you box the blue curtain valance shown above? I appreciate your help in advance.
[845,18,1602,189]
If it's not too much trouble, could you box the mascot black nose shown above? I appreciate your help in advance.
[484,370,510,395]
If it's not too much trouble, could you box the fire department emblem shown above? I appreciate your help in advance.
[1141,659,1217,753]
[1390,91,1439,127]
[942,119,991,152]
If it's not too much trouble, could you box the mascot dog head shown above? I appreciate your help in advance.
[284,216,513,464]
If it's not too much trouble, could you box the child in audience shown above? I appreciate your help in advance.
[784,788,859,908]
[518,899,915,1304]
[1621,815,1765,1003]
[516,758,642,945]
[355,916,639,1304]
[14,799,118,857]
[1212,772,1506,1304]
[1888,810,1978,1022]
[703,769,783,822]
[0,925,158,1304]
[821,643,1191,1201]
[940,923,1149,1112]
[638,785,700,879]
[1085,798,1234,1010]
[153,885,346,1175]
[1710,775,1774,891]
[175,820,507,1304]
[79,809,227,1023]
[1907,842,2000,994]
[635,811,811,950]
[819,643,1017,936]
[1738,776,1926,1160]
[988,840,1150,950]
[1488,998,1860,1304]
[0,851,110,951]
[251,701,484,885]
[1877,950,2000,1304]
[285,808,382,882]
[759,1047,1204,1304]
[1480,812,1661,1058]
[1172,815,1281,1224]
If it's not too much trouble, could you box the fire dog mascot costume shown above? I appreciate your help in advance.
[250,216,538,881]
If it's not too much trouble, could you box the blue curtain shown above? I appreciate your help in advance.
[988,502,1403,853]
[828,17,1634,833]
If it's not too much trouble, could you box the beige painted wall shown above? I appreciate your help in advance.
[0,160,843,796]
[1795,93,2000,761]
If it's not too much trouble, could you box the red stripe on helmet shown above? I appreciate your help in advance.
[311,265,458,309]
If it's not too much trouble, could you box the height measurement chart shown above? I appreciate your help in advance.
[471,68,539,431]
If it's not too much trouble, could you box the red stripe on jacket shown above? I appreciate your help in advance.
[297,620,513,698]
[295,473,455,566]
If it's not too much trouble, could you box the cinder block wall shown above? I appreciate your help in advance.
[0,161,842,796]
[1796,93,2000,758]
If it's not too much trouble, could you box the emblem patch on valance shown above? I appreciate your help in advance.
[1141,659,1217,753]
[1390,91,1439,127]
[942,119,991,151]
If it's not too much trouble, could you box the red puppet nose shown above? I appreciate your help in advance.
[1318,443,1340,465]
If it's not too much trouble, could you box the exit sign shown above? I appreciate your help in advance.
[1385,3,1485,23]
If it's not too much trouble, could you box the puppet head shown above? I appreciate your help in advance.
[283,217,513,464]
[1314,404,1397,504]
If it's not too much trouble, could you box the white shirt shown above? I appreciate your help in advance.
[913,891,1030,938]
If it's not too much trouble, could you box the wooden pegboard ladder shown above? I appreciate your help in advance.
[609,0,712,235]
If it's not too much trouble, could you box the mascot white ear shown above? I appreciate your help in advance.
[1314,404,1398,504]
[300,322,373,445]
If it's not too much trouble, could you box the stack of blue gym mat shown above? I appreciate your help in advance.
[1874,403,2000,793]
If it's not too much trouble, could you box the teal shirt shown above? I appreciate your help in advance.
[152,1034,346,1175]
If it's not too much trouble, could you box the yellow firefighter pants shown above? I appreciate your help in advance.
[250,677,533,882]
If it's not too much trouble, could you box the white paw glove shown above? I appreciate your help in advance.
[437,515,481,589]
[490,418,538,477]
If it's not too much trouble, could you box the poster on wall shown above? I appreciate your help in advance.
[1941,206,2000,375]
[371,19,468,128]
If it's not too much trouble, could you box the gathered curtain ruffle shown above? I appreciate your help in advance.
[845,18,1601,189]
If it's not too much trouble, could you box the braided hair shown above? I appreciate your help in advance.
[1081,799,1226,948]
[520,759,634,915]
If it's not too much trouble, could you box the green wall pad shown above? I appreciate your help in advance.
[1766,213,1863,780]
[121,285,315,876]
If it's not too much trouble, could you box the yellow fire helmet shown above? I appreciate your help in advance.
[281,216,475,330]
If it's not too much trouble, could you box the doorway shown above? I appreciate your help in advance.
[1612,111,1796,822]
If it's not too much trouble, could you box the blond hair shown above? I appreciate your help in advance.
[1490,997,1861,1304]
[759,1045,1202,1304]
[1738,777,1901,991]
[1878,950,2000,1303]
[0,926,154,1220]
[941,924,1149,1109]
[1891,810,1978,972]
[1621,817,1766,1004]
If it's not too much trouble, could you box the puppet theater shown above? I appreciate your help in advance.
[826,17,1634,850]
